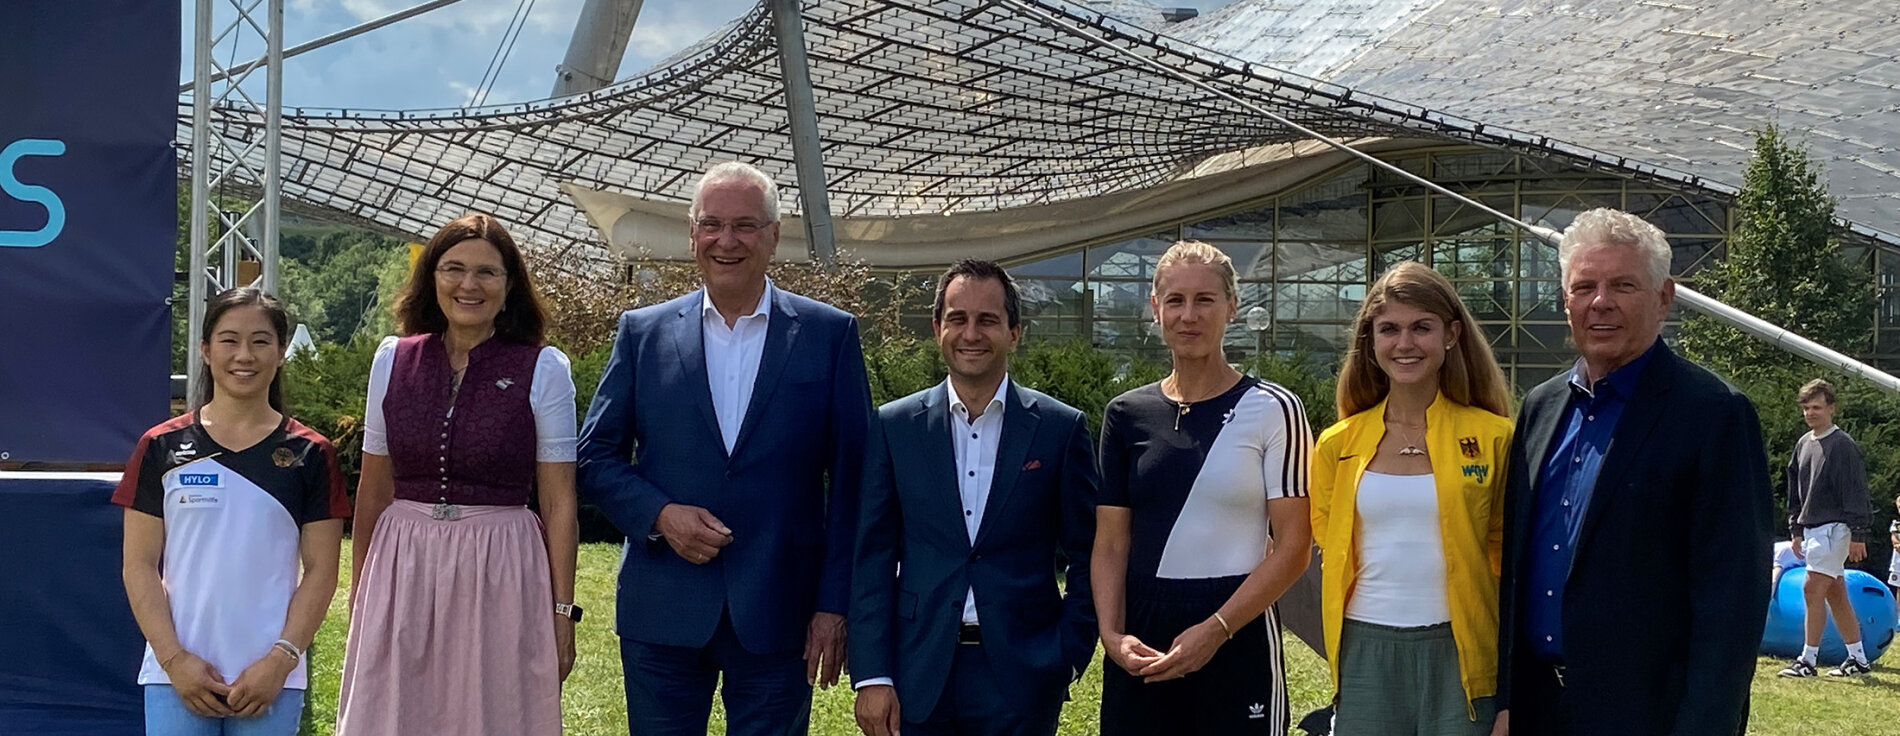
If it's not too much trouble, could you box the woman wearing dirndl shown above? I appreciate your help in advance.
[336,213,579,735]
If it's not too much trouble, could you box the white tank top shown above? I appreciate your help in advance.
[1344,471,1452,627]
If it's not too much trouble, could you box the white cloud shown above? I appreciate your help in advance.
[337,0,579,33]
[446,79,479,103]
[617,0,752,77]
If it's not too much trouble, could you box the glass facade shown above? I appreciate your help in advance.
[903,146,1897,390]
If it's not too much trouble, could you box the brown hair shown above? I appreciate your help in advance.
[1798,378,1836,405]
[1336,261,1512,419]
[392,213,547,345]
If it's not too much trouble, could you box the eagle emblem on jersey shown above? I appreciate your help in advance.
[1459,436,1481,459]
[272,446,297,468]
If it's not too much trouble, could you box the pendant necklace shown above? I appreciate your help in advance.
[1167,376,1227,431]
[1395,424,1426,456]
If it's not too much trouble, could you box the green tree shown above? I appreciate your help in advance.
[279,230,407,343]
[1677,124,1873,379]
[1675,124,1894,574]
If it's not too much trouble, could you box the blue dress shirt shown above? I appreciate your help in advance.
[1524,339,1662,661]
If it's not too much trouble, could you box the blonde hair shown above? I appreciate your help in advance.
[1337,261,1512,419]
[1153,240,1238,301]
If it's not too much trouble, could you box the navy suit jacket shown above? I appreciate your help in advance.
[1498,343,1772,735]
[848,381,1098,717]
[578,287,872,654]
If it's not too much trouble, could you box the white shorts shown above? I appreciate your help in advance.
[1889,522,1899,586]
[1801,522,1851,579]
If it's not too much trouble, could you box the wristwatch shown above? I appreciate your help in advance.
[554,602,584,622]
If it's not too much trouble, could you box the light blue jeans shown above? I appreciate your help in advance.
[144,685,304,736]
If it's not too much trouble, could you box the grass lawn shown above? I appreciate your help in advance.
[298,542,1900,735]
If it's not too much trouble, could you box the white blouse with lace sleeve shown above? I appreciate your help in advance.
[360,336,578,463]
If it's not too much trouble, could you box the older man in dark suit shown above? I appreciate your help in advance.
[1496,208,1773,735]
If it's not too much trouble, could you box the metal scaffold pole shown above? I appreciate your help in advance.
[187,0,285,401]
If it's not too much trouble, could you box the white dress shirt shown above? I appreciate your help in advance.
[701,280,774,453]
[950,375,1008,625]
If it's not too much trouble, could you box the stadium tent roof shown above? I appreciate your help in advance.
[1174,0,1900,244]
[180,0,1900,264]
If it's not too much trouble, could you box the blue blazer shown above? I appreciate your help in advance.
[848,381,1098,717]
[578,287,872,653]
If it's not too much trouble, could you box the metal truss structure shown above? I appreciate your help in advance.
[173,0,1754,261]
[173,0,1900,389]
[177,0,1900,258]
[1177,0,1900,242]
[187,0,283,401]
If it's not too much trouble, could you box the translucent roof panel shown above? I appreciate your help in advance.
[1178,0,1900,242]
[179,0,1900,259]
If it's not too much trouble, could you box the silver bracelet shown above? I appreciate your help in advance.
[272,639,303,661]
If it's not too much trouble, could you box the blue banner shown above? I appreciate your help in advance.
[1,1,178,463]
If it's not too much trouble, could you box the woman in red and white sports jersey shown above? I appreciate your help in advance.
[116,288,351,736]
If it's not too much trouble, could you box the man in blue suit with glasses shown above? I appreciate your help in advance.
[579,161,873,736]
[849,259,1098,736]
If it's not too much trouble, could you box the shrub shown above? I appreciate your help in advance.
[281,337,378,489]
[1239,350,1340,432]
[1010,339,1166,438]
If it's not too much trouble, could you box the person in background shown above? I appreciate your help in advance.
[336,213,579,735]
[118,287,350,735]
[1777,378,1877,678]
[1310,262,1514,735]
[1094,240,1312,736]
[1887,495,1899,598]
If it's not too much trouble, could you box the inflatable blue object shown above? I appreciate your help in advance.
[1761,567,1899,664]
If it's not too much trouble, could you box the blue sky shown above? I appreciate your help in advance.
[180,0,1234,111]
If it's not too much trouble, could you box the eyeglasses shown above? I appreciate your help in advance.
[693,218,768,236]
[436,264,507,285]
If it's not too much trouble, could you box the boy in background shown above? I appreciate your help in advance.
[1777,379,1877,678]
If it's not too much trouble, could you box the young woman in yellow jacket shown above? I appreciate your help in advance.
[1310,262,1513,735]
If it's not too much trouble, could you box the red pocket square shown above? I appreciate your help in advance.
[1022,459,1042,471]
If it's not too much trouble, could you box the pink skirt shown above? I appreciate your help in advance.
[335,500,561,735]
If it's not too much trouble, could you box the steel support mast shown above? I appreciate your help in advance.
[187,0,284,400]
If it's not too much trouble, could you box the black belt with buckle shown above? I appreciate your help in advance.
[957,623,982,646]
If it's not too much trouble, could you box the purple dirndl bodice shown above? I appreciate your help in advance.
[383,333,541,506]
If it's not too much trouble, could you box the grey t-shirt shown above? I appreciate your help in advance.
[1786,426,1874,535]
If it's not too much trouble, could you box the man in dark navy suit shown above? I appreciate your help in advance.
[578,162,873,736]
[1496,208,1773,736]
[849,259,1098,736]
